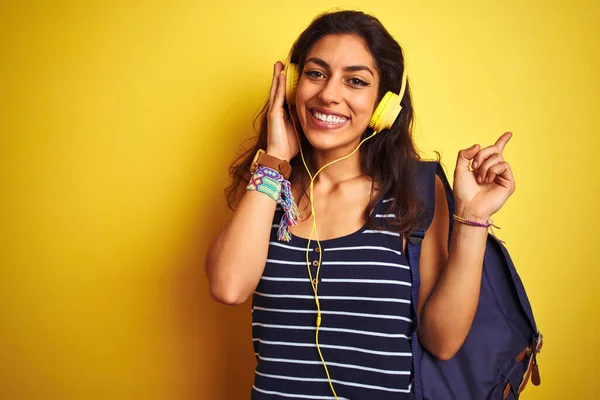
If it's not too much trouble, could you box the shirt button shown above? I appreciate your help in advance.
[312,260,319,267]
[314,247,320,252]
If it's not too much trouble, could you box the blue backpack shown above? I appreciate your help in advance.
[407,161,543,400]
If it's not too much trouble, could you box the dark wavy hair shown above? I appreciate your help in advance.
[225,10,423,236]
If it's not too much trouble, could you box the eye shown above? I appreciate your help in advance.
[348,77,369,87]
[304,70,325,79]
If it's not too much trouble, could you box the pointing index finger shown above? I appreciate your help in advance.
[495,131,513,153]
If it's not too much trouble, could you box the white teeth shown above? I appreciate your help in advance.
[313,111,347,124]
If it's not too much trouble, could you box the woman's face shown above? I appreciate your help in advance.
[295,34,380,155]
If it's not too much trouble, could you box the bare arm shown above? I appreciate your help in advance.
[205,189,278,305]
[417,132,516,360]
[205,61,299,305]
[416,176,487,360]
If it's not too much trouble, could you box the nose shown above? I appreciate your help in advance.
[317,76,343,104]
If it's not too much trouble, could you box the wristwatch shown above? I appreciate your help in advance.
[250,149,292,179]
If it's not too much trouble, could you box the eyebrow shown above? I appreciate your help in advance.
[305,57,375,77]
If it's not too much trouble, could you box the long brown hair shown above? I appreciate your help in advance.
[225,10,423,237]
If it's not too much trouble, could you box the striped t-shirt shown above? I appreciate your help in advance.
[251,198,414,399]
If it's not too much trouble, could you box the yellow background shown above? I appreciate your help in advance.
[1,0,598,399]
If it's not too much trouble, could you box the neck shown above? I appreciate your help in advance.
[307,146,365,187]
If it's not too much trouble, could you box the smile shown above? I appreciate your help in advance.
[311,110,349,125]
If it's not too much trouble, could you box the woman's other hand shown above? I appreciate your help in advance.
[266,61,300,161]
[453,132,516,222]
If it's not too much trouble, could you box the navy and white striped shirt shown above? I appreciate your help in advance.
[251,198,414,399]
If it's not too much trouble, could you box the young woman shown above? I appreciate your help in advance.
[205,10,515,399]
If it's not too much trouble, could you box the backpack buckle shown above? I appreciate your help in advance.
[517,332,543,394]
[408,236,422,245]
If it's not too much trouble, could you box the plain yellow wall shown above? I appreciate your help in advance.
[1,1,598,399]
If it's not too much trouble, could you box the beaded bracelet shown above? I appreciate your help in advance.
[247,165,300,242]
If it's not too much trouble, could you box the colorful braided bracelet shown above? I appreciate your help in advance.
[247,165,300,242]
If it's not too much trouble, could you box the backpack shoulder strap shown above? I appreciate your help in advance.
[411,161,455,242]
[408,160,455,400]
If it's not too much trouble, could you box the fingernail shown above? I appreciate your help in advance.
[472,161,478,169]
[477,176,482,184]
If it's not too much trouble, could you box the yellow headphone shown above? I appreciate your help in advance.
[282,62,408,399]
[284,62,408,133]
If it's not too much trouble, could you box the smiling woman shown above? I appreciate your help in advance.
[296,35,380,156]
[205,9,519,400]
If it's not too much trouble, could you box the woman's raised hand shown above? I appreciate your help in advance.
[266,61,300,161]
[453,132,516,222]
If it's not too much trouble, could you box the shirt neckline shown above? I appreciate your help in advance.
[286,223,369,247]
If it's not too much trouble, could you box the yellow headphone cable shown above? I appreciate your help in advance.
[279,62,407,399]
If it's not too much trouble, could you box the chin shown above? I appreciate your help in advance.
[302,130,363,154]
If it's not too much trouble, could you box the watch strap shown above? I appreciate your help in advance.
[250,149,292,179]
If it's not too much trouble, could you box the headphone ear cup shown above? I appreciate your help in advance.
[284,63,300,105]
[369,91,402,133]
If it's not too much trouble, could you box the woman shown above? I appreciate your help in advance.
[205,10,515,399]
